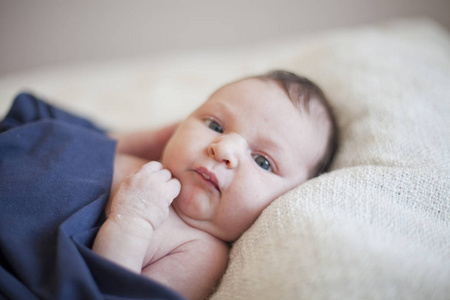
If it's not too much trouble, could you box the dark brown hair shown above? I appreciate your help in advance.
[257,70,338,178]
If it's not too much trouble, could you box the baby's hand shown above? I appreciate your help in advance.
[109,161,181,235]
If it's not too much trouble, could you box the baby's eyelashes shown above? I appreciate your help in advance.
[252,154,272,172]
[204,118,223,133]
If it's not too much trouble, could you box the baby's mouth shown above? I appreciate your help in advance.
[195,167,220,193]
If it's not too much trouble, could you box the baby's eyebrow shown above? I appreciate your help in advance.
[258,136,281,153]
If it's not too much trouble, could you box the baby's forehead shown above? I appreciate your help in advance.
[208,77,329,123]
[203,79,294,117]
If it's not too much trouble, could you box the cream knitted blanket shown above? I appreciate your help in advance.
[1,18,449,299]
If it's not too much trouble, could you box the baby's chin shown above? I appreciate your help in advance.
[171,192,211,224]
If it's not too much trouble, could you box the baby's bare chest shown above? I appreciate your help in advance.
[142,209,201,266]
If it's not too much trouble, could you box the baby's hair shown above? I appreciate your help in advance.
[256,70,338,178]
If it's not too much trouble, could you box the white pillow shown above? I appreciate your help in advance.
[211,19,450,300]
[1,18,449,300]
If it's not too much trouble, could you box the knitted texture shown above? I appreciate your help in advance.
[1,18,448,300]
[212,19,450,300]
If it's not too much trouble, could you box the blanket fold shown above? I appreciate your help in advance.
[0,93,184,300]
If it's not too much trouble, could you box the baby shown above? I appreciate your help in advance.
[92,70,338,299]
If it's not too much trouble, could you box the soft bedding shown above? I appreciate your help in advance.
[0,94,184,300]
[0,18,449,299]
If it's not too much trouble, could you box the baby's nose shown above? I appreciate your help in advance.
[207,133,247,168]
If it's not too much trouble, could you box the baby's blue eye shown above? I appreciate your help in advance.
[253,155,271,171]
[205,119,223,133]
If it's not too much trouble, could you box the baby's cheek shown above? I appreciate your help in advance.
[240,176,268,199]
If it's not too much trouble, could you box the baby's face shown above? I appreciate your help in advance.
[162,78,329,241]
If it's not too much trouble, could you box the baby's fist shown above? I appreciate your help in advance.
[110,161,181,233]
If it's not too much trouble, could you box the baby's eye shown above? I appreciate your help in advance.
[252,154,272,172]
[204,119,223,133]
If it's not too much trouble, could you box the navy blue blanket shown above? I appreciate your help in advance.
[0,94,184,300]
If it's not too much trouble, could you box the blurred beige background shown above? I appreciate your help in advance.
[1,0,449,77]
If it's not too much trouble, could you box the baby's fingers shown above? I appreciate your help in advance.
[151,168,173,182]
[167,178,181,199]
[140,161,163,173]
[140,162,175,183]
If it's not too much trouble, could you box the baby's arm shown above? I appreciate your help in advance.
[111,123,178,161]
[92,161,180,273]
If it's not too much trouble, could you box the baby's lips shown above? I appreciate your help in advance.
[195,167,220,192]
